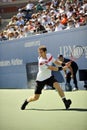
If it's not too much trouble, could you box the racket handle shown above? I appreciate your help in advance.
[61,63,65,66]
[58,67,63,71]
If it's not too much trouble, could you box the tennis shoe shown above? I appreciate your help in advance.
[64,99,72,109]
[21,100,28,110]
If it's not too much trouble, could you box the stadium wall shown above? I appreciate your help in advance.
[0,26,87,89]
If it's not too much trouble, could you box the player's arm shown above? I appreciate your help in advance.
[47,65,68,71]
[54,59,63,66]
[46,55,71,71]
[54,60,71,67]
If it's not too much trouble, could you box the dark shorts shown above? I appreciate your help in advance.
[35,76,57,94]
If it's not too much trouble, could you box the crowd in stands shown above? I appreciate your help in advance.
[0,0,87,41]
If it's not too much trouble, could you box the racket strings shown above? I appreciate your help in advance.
[71,46,84,60]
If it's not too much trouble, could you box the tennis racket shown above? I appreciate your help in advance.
[70,45,85,61]
[65,45,85,67]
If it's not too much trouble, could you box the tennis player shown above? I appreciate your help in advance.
[21,45,72,110]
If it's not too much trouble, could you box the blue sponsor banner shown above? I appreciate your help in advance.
[0,26,87,88]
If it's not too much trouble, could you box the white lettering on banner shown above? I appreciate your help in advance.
[58,45,87,58]
[0,59,23,67]
[24,40,40,48]
[11,59,23,65]
[0,61,11,67]
[58,45,75,57]
[83,46,87,58]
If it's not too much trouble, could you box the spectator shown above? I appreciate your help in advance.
[82,1,87,13]
[19,1,34,21]
[19,24,25,32]
[79,13,87,25]
[67,5,74,18]
[41,15,50,27]
[7,31,15,40]
[55,20,63,31]
[24,26,31,37]
[60,13,68,27]
[17,10,25,19]
[66,19,75,29]
[58,5,65,14]
[0,31,8,41]
[46,23,54,32]
[1,0,87,41]
[8,16,18,26]
[74,17,80,28]
[26,20,35,33]
[16,16,25,26]
[51,0,59,9]
[35,22,47,34]
[18,30,25,38]
[19,1,34,14]
[14,31,19,39]
[35,0,44,12]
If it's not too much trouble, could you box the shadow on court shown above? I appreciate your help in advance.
[26,108,87,112]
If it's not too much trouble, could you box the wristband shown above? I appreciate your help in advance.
[58,67,63,71]
[61,63,65,66]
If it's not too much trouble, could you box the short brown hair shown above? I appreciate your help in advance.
[38,45,47,52]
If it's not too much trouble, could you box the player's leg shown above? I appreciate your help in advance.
[53,82,72,109]
[47,76,72,109]
[21,81,44,110]
[53,82,65,97]
[27,94,40,102]
[21,94,40,110]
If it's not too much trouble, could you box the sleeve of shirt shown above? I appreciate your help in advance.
[52,56,56,63]
[50,54,56,63]
[47,53,56,65]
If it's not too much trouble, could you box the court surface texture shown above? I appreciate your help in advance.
[0,89,87,130]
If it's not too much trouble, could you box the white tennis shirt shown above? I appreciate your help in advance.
[36,53,56,81]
